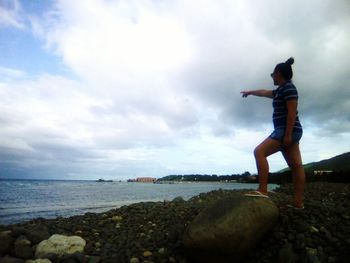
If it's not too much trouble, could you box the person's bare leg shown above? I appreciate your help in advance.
[282,143,305,207]
[254,138,282,194]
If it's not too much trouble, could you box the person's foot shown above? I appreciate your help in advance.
[244,190,269,198]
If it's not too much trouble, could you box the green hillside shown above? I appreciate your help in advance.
[278,152,350,172]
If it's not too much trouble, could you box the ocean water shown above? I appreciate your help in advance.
[0,179,278,225]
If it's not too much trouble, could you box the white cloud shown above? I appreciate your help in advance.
[1,0,350,179]
[0,66,26,79]
[0,0,25,29]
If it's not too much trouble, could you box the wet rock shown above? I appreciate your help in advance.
[26,225,50,245]
[25,259,52,263]
[60,252,86,263]
[25,258,52,263]
[306,247,321,263]
[11,244,33,260]
[0,232,15,255]
[183,195,279,262]
[130,257,139,263]
[142,251,152,257]
[310,226,319,233]
[11,227,26,237]
[278,243,298,263]
[35,234,86,258]
[0,256,24,263]
[85,256,100,263]
[111,216,122,222]
[14,236,31,247]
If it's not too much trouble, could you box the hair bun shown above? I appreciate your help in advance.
[286,57,294,65]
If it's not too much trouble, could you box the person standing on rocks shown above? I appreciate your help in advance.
[240,57,305,209]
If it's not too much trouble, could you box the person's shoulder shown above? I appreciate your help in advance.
[281,81,297,91]
[284,81,296,88]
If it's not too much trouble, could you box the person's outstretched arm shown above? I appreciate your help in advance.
[240,90,274,98]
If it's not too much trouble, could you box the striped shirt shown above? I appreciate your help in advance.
[272,81,302,130]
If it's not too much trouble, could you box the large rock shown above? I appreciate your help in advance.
[183,195,279,263]
[26,225,50,245]
[35,235,86,259]
[0,256,24,263]
[0,232,15,255]
[11,244,33,260]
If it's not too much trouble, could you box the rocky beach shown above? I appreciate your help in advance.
[1,182,349,263]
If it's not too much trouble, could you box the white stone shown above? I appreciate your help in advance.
[35,234,86,258]
[111,215,123,222]
[25,259,52,263]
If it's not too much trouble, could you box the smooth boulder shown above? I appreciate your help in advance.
[183,195,279,263]
[0,232,14,255]
[35,234,86,259]
[26,225,50,245]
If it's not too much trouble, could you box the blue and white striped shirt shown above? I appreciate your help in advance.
[272,81,302,130]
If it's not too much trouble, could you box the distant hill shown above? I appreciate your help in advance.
[278,152,350,172]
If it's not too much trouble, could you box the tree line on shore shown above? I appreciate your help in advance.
[157,170,350,184]
[157,172,254,183]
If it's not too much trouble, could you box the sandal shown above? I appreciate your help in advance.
[244,190,269,198]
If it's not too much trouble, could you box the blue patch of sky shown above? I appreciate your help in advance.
[20,0,55,14]
[0,0,76,79]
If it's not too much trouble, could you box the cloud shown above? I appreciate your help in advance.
[0,66,26,79]
[0,0,25,29]
[1,0,350,179]
[172,0,350,136]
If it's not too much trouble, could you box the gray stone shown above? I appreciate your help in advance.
[0,233,15,255]
[35,234,86,258]
[25,260,52,263]
[182,195,279,263]
[306,247,321,263]
[0,256,24,263]
[26,225,50,245]
[14,236,31,247]
[87,256,100,263]
[278,243,298,263]
[11,227,26,237]
[11,244,33,260]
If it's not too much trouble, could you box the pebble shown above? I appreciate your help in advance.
[142,250,152,257]
[111,216,122,222]
[158,248,166,254]
[129,257,139,263]
[310,226,319,233]
[25,259,52,263]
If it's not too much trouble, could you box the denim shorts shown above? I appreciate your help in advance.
[269,128,303,144]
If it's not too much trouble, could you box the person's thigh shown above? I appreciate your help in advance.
[255,137,282,158]
[282,143,303,168]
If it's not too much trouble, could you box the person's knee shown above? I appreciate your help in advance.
[254,146,263,158]
[289,161,303,170]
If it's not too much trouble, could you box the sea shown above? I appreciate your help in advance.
[0,179,278,226]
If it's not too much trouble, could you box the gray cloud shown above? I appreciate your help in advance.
[1,0,349,179]
[176,0,350,136]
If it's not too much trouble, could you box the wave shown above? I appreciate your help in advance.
[0,198,164,225]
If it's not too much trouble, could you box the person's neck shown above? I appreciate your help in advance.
[277,79,288,86]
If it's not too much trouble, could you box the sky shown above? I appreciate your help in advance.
[0,0,349,180]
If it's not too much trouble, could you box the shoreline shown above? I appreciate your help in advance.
[1,182,349,262]
[1,181,277,226]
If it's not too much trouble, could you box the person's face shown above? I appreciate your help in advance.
[270,70,282,86]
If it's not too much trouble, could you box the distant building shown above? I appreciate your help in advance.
[135,177,157,183]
